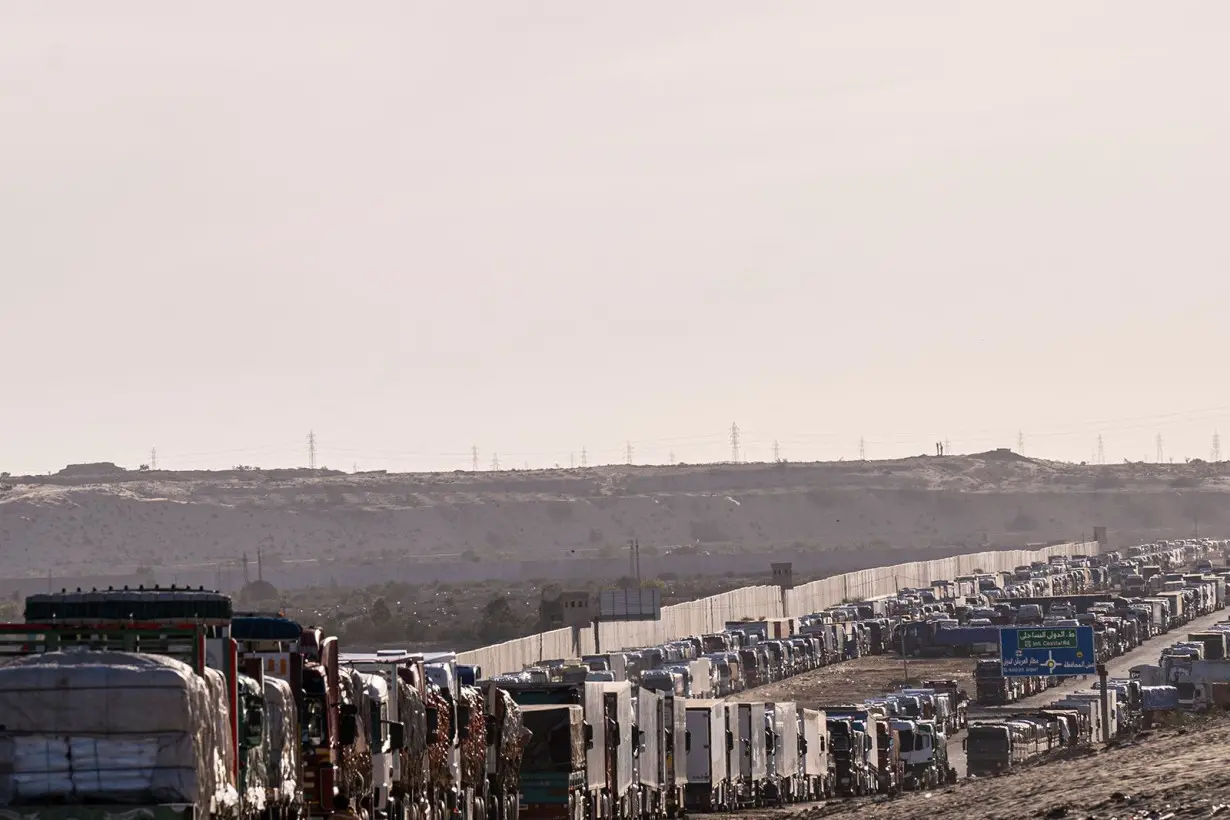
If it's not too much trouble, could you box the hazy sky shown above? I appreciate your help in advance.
[3,2,1229,474]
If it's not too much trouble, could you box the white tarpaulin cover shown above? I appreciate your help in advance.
[263,677,301,810]
[0,650,237,811]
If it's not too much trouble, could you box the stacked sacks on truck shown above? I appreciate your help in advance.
[236,672,271,816]
[424,681,455,819]
[336,668,375,808]
[262,676,304,820]
[0,650,242,818]
[457,684,489,820]
[485,685,530,820]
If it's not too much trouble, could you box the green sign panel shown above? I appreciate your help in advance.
[1016,628,1078,650]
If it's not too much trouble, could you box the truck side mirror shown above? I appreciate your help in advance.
[612,724,621,746]
[339,713,358,747]
[685,730,691,753]
[584,723,594,750]
[426,708,440,744]
[457,705,472,740]
[726,731,734,752]
[389,722,406,751]
[799,738,808,754]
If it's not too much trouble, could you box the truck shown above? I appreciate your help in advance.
[231,615,368,818]
[634,690,664,820]
[825,716,876,797]
[497,680,635,820]
[763,702,800,805]
[734,702,768,807]
[798,709,831,800]
[0,622,245,820]
[519,704,589,820]
[684,699,730,812]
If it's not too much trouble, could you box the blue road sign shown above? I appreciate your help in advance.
[999,626,1096,677]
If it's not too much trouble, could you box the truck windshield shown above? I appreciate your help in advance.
[967,731,1009,754]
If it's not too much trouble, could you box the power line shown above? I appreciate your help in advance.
[858,436,865,461]
[1097,434,1105,465]
[491,452,500,471]
[1155,433,1164,464]
[150,447,158,470]
[1017,431,1025,455]
[1213,431,1222,463]
[581,447,588,468]
[307,430,317,470]
[773,440,781,463]
[730,422,740,464]
[471,445,479,472]
[625,440,634,465]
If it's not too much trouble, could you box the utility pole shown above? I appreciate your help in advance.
[773,440,781,463]
[1156,433,1164,464]
[307,430,317,469]
[858,436,865,461]
[730,422,740,464]
[472,445,479,472]
[491,452,500,471]
[581,447,588,468]
[1097,435,1105,465]
[1017,431,1025,455]
[569,452,575,468]
[668,450,676,466]
[629,538,641,586]
[1213,431,1222,463]
[944,438,951,456]
[895,574,908,684]
[150,447,158,470]
[625,441,633,465]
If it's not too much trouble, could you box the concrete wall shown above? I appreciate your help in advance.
[0,542,1050,598]
[456,541,1095,676]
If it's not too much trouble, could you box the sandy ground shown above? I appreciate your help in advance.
[789,714,1230,820]
[725,655,975,710]
[2,453,1229,578]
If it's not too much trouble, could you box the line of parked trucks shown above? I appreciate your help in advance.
[1,538,1224,820]
[971,540,1228,706]
[0,593,530,820]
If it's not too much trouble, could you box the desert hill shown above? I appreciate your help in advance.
[0,452,1226,592]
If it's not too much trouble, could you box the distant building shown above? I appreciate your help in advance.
[539,590,594,629]
[57,462,126,478]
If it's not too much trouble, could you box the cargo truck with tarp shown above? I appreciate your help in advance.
[0,623,242,820]
[231,614,366,818]
[10,589,292,819]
